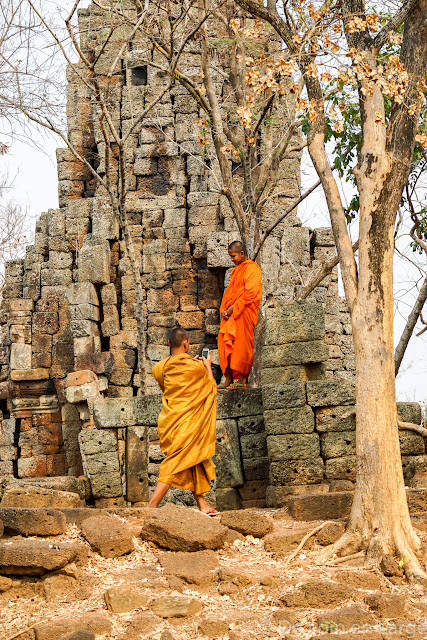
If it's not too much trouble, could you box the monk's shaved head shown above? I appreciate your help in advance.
[228,240,246,254]
[168,327,189,348]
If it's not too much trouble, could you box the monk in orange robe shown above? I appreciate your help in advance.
[218,241,262,389]
[148,327,218,514]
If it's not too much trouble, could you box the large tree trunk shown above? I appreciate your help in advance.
[318,202,424,579]
[320,1,427,579]
[234,0,427,580]
[345,231,422,576]
[319,185,424,578]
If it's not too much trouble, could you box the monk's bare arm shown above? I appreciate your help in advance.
[152,360,165,392]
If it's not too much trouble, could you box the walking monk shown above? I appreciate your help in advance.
[148,327,218,514]
[218,241,262,389]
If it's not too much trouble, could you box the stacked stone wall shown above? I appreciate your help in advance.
[0,2,302,488]
[261,301,425,507]
[310,229,355,380]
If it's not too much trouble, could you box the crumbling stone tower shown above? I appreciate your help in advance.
[0,2,424,513]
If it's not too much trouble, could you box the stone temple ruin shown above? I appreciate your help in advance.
[0,3,425,514]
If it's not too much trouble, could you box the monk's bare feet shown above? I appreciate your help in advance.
[219,365,233,389]
[226,376,248,390]
[192,492,213,514]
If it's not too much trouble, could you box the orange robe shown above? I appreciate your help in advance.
[152,353,217,494]
[218,259,262,380]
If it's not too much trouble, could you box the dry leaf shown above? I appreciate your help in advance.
[416,133,427,147]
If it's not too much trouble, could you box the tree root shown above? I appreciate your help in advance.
[394,542,427,584]
[313,524,427,583]
[285,520,334,565]
[5,618,49,640]
[327,551,365,565]
[313,530,364,565]
[398,419,427,438]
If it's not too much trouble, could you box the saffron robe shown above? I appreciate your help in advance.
[218,259,262,379]
[152,353,217,494]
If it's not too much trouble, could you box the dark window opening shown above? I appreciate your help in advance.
[131,66,148,86]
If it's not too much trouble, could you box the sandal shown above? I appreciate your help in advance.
[226,382,247,390]
[217,384,228,391]
[203,509,219,516]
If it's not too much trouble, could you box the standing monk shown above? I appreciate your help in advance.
[218,241,262,389]
[148,327,218,514]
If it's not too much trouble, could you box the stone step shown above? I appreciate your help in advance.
[0,484,83,509]
[0,507,67,536]
[286,491,353,521]
[34,613,111,640]
[286,488,427,521]
[57,506,147,527]
[0,539,88,575]
[0,507,147,537]
[0,476,87,500]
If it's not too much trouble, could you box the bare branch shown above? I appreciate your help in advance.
[200,21,246,240]
[374,0,419,50]
[122,78,174,144]
[255,121,300,208]
[416,313,427,336]
[26,0,93,91]
[65,1,92,69]
[395,275,427,374]
[106,11,148,78]
[410,220,427,256]
[297,240,359,301]
[235,0,295,52]
[252,94,275,137]
[253,180,321,260]
[285,521,335,565]
[0,173,31,288]
[0,92,108,190]
[288,141,308,154]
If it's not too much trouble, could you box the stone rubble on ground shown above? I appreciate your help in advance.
[219,509,273,537]
[0,503,425,640]
[60,632,95,640]
[104,585,151,613]
[34,614,112,640]
[158,550,219,586]
[0,507,67,536]
[151,595,203,618]
[141,503,228,551]
[0,539,88,576]
[80,514,134,558]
